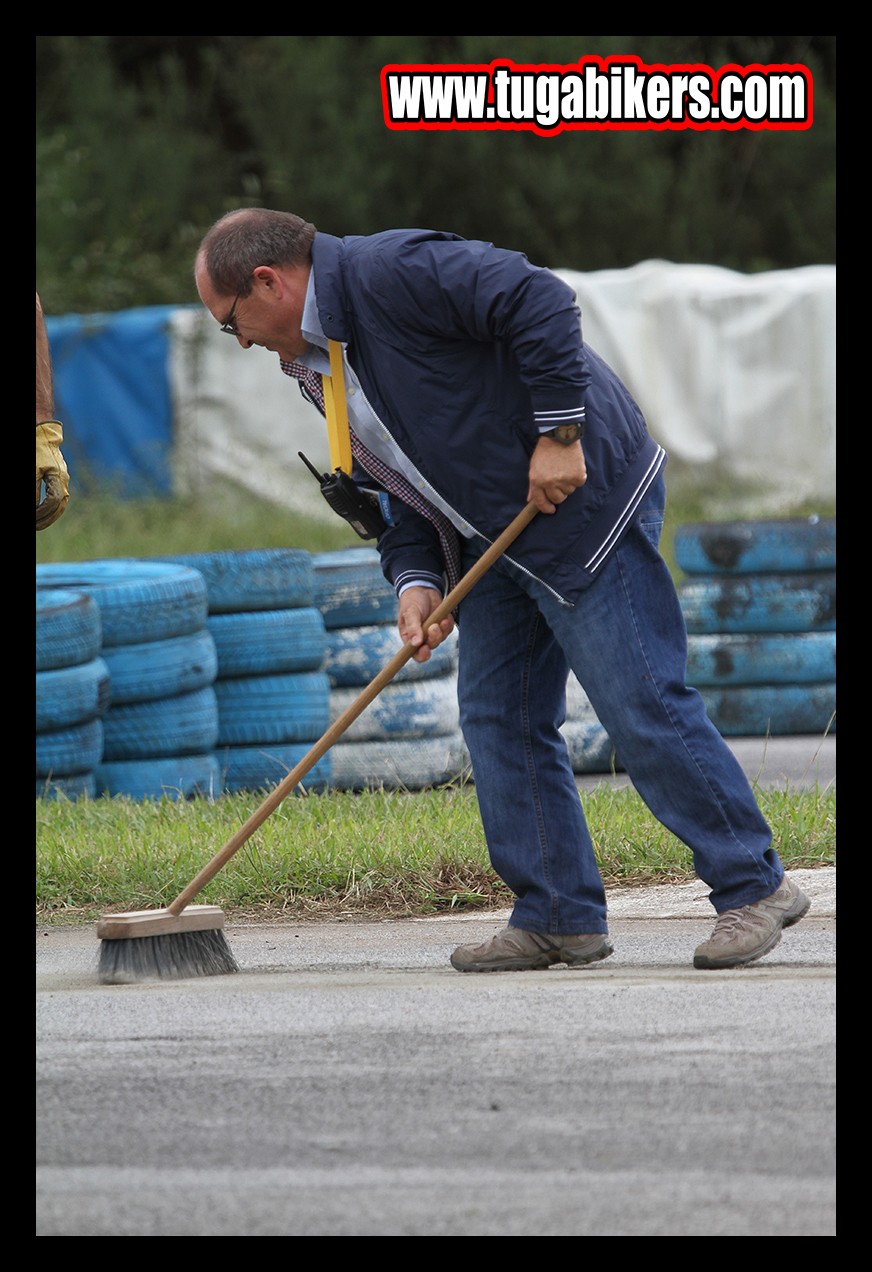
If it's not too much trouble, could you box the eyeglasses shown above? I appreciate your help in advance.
[219,286,246,336]
[219,273,254,333]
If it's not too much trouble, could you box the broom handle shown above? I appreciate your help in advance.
[167,500,539,915]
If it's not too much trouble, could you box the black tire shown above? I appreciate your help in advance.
[101,686,220,761]
[328,731,471,791]
[215,671,331,745]
[686,631,836,686]
[678,572,836,634]
[208,607,327,677]
[36,657,111,732]
[675,516,836,575]
[36,717,104,777]
[95,754,222,801]
[35,560,209,646]
[36,589,102,671]
[328,674,460,741]
[312,548,398,629]
[100,629,218,704]
[149,548,315,613]
[698,683,836,736]
[324,623,459,686]
[215,743,332,795]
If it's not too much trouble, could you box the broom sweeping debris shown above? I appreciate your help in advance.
[97,501,539,984]
[97,907,237,983]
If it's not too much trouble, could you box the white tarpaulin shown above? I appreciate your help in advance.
[559,260,835,502]
[169,259,835,521]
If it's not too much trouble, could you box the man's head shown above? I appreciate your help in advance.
[195,208,316,360]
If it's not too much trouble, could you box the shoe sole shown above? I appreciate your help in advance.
[693,891,811,969]
[450,941,614,973]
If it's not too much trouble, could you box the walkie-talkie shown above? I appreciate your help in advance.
[298,452,386,540]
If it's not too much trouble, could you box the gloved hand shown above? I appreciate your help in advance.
[36,420,70,530]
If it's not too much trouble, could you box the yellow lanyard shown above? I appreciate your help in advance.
[321,339,354,475]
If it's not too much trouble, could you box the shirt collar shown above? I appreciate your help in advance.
[280,267,328,377]
[301,268,327,351]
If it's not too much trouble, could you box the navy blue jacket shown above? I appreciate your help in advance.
[311,228,665,606]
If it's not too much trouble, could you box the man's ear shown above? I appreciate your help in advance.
[252,264,282,294]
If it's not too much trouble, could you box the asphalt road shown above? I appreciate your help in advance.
[36,735,836,1237]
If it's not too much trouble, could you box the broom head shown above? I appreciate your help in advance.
[96,905,240,984]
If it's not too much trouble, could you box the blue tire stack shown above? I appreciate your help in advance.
[675,517,836,736]
[154,550,332,796]
[37,561,221,800]
[36,589,108,800]
[313,547,471,791]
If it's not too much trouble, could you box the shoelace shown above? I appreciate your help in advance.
[711,908,749,934]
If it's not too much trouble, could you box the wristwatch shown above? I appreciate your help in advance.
[541,422,584,445]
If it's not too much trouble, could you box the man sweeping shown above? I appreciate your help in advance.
[188,207,811,975]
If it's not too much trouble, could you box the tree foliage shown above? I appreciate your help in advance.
[35,35,836,314]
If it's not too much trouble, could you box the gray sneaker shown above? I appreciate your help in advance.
[450,926,613,973]
[693,874,811,969]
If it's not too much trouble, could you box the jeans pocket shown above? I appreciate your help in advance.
[637,470,666,550]
[638,509,665,550]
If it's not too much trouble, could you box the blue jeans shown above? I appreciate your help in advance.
[456,480,782,933]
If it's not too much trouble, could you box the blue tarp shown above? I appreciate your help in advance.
[45,305,187,496]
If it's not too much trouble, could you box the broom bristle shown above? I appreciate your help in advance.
[98,928,240,984]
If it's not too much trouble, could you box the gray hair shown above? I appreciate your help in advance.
[197,208,316,296]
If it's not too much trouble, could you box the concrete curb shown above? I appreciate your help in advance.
[444,868,836,923]
[603,867,835,920]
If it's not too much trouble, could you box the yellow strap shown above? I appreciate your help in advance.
[322,340,353,475]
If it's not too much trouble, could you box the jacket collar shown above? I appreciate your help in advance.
[310,232,352,343]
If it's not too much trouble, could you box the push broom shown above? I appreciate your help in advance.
[96,499,539,984]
